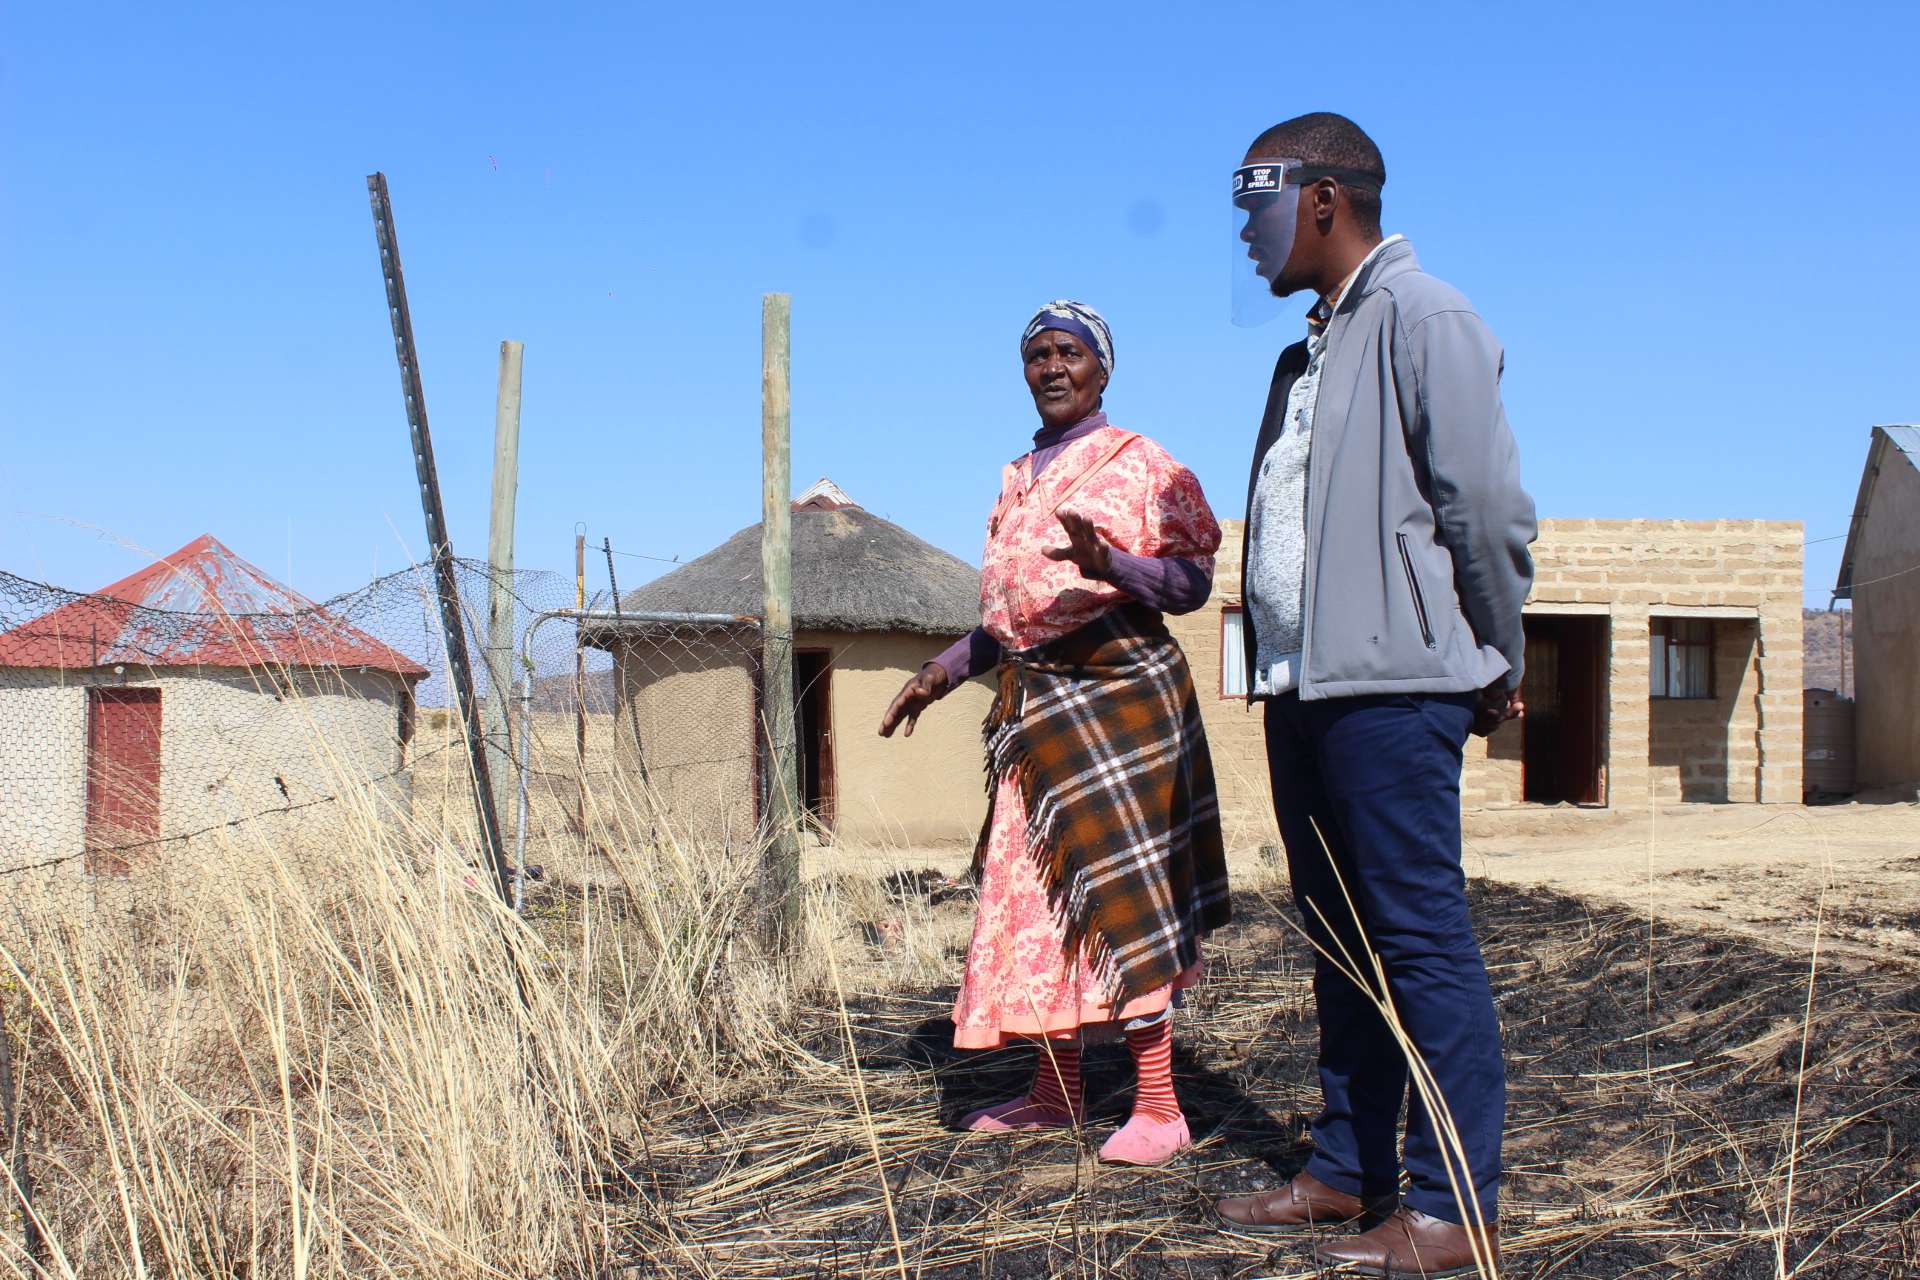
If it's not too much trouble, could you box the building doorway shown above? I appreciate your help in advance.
[85,687,162,875]
[1521,616,1609,805]
[793,650,836,836]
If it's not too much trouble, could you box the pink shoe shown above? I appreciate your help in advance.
[1098,1113,1191,1165]
[961,1097,1080,1132]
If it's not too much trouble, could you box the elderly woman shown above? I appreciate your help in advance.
[878,301,1231,1166]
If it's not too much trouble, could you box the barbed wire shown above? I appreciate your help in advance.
[0,739,468,878]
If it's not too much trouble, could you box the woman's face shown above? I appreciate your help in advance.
[1022,330,1108,429]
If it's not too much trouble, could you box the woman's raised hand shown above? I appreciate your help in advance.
[1044,511,1114,581]
[878,662,952,738]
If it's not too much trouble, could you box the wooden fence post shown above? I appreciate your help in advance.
[485,340,524,846]
[759,292,799,949]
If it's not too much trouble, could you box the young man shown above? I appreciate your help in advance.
[1211,113,1535,1277]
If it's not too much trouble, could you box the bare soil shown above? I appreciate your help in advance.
[819,799,1920,972]
[1458,799,1920,971]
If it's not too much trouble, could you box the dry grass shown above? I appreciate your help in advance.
[0,712,823,1278]
[629,877,1920,1278]
[0,712,1916,1277]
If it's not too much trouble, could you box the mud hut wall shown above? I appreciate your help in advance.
[151,668,413,851]
[798,628,993,846]
[0,675,86,874]
[0,665,414,880]
[612,637,760,844]
[1849,453,1920,788]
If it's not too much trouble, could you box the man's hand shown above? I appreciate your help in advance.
[1043,510,1114,581]
[878,662,951,738]
[1472,684,1524,737]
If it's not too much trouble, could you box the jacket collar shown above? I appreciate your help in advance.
[1339,235,1417,310]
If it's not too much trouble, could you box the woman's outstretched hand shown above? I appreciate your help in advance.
[1044,511,1114,581]
[878,662,951,738]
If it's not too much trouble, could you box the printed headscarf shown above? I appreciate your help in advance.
[1021,300,1114,376]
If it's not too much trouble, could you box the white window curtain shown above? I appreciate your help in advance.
[1650,618,1713,698]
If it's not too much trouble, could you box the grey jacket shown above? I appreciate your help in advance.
[1240,238,1536,701]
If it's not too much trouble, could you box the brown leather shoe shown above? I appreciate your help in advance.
[1312,1206,1498,1277]
[1213,1170,1397,1235]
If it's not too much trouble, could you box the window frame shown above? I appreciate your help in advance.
[1220,605,1249,699]
[1650,617,1715,700]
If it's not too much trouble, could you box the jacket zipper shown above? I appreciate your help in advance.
[1397,533,1437,650]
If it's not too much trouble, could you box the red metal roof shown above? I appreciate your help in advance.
[0,535,428,678]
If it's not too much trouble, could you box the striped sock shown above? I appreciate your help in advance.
[1125,1018,1182,1124]
[1027,1039,1084,1118]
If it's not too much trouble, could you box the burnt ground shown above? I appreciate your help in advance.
[624,879,1920,1278]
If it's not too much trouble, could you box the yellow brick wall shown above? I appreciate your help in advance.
[1170,518,1804,843]
[1513,519,1804,810]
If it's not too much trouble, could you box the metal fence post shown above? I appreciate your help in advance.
[365,173,516,913]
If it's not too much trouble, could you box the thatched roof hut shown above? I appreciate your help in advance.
[607,484,981,636]
[587,480,992,847]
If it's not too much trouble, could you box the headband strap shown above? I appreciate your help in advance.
[1234,161,1383,202]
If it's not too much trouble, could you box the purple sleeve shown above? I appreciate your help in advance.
[1103,549,1213,614]
[931,627,1002,686]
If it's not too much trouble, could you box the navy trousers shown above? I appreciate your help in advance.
[1263,691,1504,1223]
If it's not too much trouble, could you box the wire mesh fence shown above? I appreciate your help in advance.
[0,552,770,1273]
[0,558,771,890]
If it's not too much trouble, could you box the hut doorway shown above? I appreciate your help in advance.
[794,649,836,835]
[1521,615,1609,806]
[85,687,162,875]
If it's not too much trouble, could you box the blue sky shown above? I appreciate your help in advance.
[3,3,1915,610]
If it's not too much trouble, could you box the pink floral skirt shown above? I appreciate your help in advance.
[951,772,1200,1050]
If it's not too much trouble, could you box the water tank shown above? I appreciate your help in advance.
[1802,688,1856,801]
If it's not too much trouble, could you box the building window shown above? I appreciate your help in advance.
[397,687,417,768]
[1221,607,1248,698]
[1650,618,1714,699]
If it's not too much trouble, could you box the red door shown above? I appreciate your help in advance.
[85,688,162,875]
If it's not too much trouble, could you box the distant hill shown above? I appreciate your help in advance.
[531,667,618,713]
[1803,609,1854,696]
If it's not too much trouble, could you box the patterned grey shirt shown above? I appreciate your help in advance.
[1245,236,1402,695]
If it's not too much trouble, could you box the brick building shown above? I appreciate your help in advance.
[1169,518,1803,843]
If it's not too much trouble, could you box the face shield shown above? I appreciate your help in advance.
[1231,160,1382,327]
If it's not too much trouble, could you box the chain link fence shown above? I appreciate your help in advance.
[0,553,769,1271]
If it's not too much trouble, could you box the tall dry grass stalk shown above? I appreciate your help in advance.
[0,689,839,1279]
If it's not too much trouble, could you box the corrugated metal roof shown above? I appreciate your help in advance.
[0,534,428,677]
[1834,425,1920,601]
[1881,424,1920,460]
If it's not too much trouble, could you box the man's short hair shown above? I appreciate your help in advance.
[1248,112,1385,238]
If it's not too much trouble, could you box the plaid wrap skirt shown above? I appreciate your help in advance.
[975,604,1232,1000]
